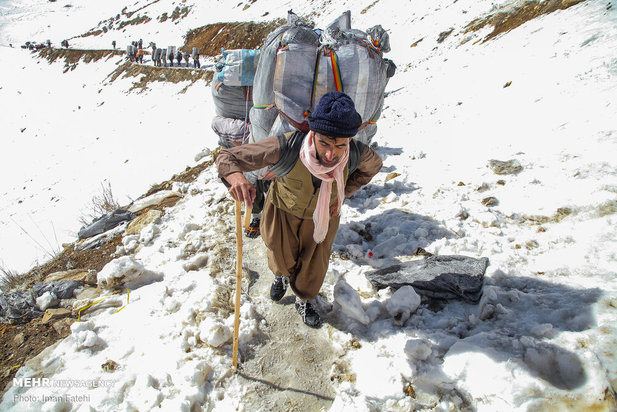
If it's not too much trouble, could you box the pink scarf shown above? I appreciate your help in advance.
[299,133,349,243]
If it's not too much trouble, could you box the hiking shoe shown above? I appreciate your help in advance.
[245,216,260,238]
[295,298,322,328]
[270,276,289,302]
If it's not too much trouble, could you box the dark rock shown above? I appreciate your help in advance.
[365,255,489,303]
[437,28,454,43]
[33,280,83,299]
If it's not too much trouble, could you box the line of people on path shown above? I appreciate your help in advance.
[151,45,201,68]
[20,40,51,50]
[124,38,201,68]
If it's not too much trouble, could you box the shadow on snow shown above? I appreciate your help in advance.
[334,208,452,266]
[324,270,603,392]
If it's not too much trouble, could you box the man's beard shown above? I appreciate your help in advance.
[316,153,339,168]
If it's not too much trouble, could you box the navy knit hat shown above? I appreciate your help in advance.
[308,91,362,138]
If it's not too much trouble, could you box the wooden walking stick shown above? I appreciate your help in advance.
[244,203,252,230]
[232,200,250,369]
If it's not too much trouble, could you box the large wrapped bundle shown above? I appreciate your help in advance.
[211,49,259,149]
[211,116,251,148]
[211,77,253,120]
[249,105,278,143]
[215,49,261,86]
[250,11,319,142]
[272,43,320,132]
[321,25,392,144]
[268,114,296,137]
[167,46,176,60]
[274,19,392,144]
[251,10,395,145]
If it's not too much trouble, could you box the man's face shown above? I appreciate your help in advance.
[313,132,350,168]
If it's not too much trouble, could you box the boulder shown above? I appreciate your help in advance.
[488,159,523,175]
[41,308,71,324]
[46,269,97,286]
[365,255,489,303]
[52,318,75,337]
[97,256,163,290]
[125,209,163,235]
[13,332,25,346]
[128,190,182,213]
[33,280,83,299]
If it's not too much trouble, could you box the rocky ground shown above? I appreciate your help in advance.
[0,158,214,395]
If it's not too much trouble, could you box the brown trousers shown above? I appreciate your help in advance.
[260,197,340,300]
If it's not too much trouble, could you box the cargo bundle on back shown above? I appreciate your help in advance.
[250,10,395,147]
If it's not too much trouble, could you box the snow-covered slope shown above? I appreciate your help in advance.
[1,0,616,410]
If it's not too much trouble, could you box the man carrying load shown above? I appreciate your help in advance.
[216,91,382,327]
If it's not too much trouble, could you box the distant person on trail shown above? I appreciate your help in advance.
[112,40,116,49]
[216,91,382,327]
[136,48,144,64]
[168,51,174,67]
[176,50,183,67]
[183,51,190,67]
[193,52,200,68]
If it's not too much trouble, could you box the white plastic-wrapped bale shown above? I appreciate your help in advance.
[326,9,351,31]
[211,116,251,148]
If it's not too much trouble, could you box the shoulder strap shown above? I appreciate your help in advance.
[268,131,306,178]
[348,139,366,175]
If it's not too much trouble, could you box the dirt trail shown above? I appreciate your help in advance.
[232,236,338,411]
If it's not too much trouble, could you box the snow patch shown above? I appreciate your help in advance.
[97,256,163,290]
[385,285,421,325]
